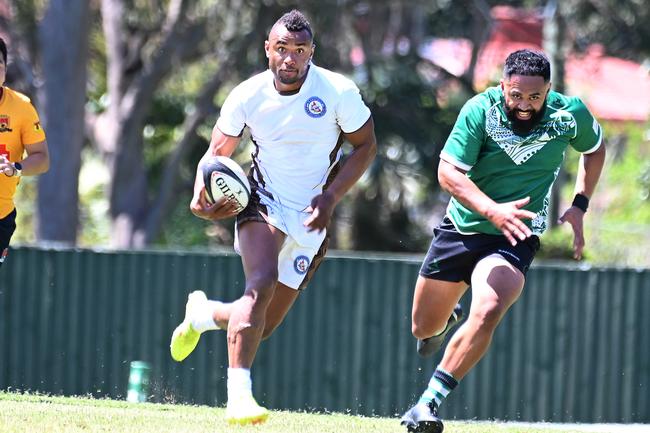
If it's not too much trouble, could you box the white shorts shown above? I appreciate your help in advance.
[235,194,329,290]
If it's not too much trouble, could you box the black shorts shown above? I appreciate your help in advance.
[419,216,540,285]
[0,208,17,268]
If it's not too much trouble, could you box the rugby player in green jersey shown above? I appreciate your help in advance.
[401,49,606,433]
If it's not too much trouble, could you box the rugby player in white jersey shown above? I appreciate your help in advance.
[169,9,376,425]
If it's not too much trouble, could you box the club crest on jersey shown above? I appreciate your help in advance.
[0,116,12,133]
[304,96,327,118]
[293,255,310,275]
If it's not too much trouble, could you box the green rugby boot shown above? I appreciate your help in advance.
[225,392,269,425]
[170,290,208,362]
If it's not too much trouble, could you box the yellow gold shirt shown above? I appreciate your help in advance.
[0,86,46,218]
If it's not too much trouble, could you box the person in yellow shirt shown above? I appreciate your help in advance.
[0,37,49,268]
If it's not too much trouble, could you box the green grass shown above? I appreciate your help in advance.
[0,392,585,433]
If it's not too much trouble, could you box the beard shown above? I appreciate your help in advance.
[505,101,546,135]
[277,65,310,85]
[278,71,301,84]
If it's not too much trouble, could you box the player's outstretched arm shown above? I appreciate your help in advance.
[558,141,606,260]
[438,159,537,246]
[190,126,242,221]
[304,117,377,232]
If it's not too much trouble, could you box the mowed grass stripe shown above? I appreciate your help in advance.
[0,392,585,433]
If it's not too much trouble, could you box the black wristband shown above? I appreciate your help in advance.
[572,193,589,212]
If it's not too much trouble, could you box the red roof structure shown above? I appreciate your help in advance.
[420,6,650,122]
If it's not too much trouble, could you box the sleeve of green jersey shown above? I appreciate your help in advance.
[440,96,486,170]
[569,97,603,154]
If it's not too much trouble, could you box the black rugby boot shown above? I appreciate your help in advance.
[400,400,443,433]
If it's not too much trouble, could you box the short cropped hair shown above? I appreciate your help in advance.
[503,49,551,82]
[0,38,6,64]
[275,9,313,39]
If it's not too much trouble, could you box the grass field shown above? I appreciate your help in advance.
[0,392,589,433]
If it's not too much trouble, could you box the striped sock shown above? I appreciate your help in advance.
[418,368,458,408]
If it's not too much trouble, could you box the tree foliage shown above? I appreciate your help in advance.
[2,0,649,263]
[564,0,650,60]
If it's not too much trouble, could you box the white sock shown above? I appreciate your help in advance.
[227,368,252,400]
[190,300,222,332]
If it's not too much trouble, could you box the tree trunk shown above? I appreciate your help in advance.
[36,0,90,244]
[96,0,245,248]
[544,0,568,228]
[99,0,179,247]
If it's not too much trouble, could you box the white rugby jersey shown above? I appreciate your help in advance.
[216,64,371,211]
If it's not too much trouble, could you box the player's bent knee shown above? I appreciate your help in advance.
[247,269,279,288]
[245,274,278,303]
[247,292,275,313]
[261,323,279,340]
[411,324,429,339]
[412,319,447,339]
[471,300,510,330]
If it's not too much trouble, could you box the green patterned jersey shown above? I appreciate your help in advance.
[441,86,603,235]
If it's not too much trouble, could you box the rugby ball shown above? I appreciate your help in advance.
[201,156,251,212]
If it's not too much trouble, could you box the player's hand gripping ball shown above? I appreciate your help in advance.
[201,156,251,213]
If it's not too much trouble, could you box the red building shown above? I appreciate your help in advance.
[421,6,650,122]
